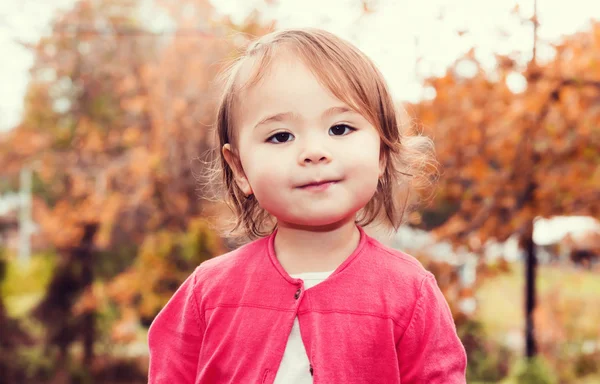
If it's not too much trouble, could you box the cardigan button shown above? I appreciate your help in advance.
[294,288,301,300]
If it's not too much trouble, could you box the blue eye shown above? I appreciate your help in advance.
[329,124,355,136]
[267,132,294,143]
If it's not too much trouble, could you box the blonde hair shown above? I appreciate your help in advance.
[207,28,438,240]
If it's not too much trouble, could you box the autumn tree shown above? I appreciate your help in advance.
[413,17,600,361]
[0,0,272,377]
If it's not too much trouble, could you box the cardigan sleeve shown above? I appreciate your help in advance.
[148,268,205,383]
[397,273,467,383]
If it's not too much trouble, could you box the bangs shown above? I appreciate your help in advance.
[234,33,387,135]
[293,47,382,133]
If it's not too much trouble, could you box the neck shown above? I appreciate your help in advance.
[273,218,361,275]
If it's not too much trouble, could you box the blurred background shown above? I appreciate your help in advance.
[0,0,599,383]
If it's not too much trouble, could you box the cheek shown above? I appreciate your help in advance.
[348,134,381,169]
[242,151,289,189]
[351,162,381,200]
[346,135,382,194]
[247,164,292,216]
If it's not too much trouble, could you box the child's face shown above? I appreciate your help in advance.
[224,54,384,228]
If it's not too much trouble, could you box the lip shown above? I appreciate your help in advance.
[297,180,340,191]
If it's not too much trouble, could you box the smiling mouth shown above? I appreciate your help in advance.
[297,180,340,190]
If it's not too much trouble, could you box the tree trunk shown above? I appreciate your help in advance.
[78,223,98,366]
[522,219,537,358]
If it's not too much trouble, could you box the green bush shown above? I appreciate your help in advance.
[1,252,56,297]
[14,345,58,382]
[1,252,57,318]
[509,357,557,384]
[458,318,513,382]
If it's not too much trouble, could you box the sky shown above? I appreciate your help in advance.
[1,0,599,243]
[1,0,600,131]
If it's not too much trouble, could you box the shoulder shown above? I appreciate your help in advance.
[194,235,269,280]
[364,235,432,287]
[361,234,446,310]
[196,238,268,278]
[361,235,453,331]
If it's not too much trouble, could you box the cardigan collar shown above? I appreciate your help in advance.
[266,224,369,285]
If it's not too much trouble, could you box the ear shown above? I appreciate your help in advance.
[222,143,253,196]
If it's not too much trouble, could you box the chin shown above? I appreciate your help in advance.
[280,210,356,229]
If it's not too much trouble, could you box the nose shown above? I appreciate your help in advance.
[298,140,332,165]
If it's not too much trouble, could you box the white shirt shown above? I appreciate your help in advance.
[273,270,334,384]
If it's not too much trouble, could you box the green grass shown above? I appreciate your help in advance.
[475,262,600,383]
[476,375,600,384]
[476,263,600,340]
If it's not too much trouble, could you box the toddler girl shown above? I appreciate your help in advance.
[148,27,467,383]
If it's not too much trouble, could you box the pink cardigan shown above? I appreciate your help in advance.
[148,226,467,383]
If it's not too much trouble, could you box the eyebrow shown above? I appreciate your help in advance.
[253,106,357,129]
